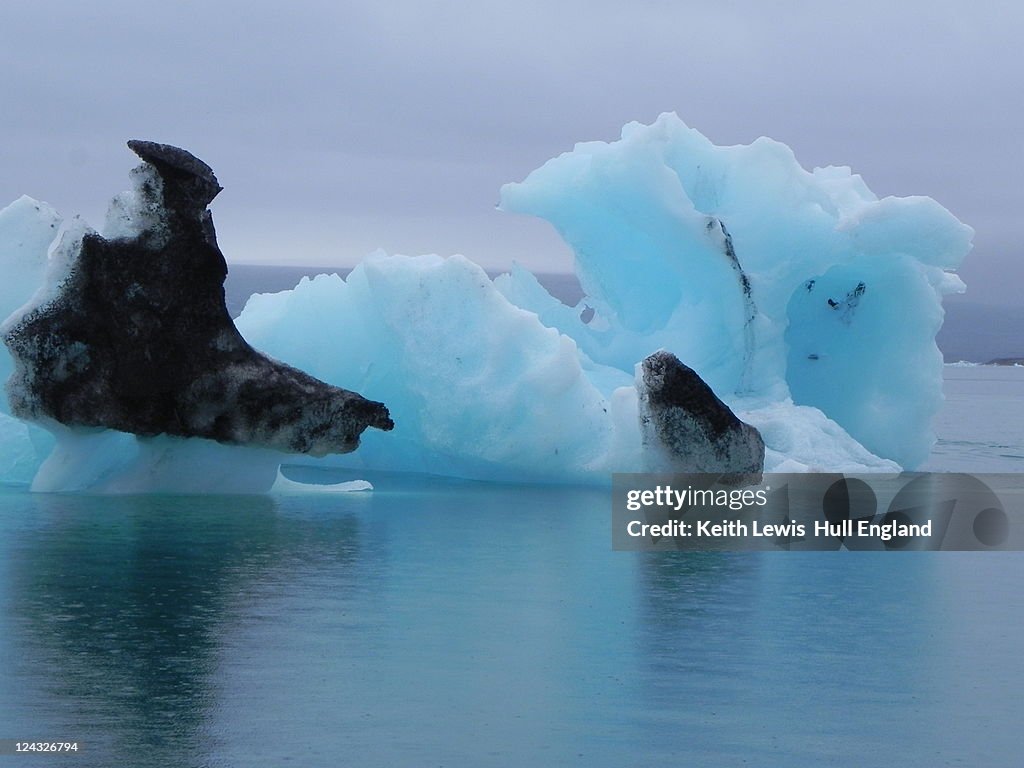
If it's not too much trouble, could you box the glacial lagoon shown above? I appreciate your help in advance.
[1,365,1022,767]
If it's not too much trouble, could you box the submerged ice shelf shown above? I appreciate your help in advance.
[0,114,971,491]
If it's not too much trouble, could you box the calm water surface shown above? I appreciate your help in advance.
[2,272,1023,766]
[926,365,1024,472]
[1,478,1022,767]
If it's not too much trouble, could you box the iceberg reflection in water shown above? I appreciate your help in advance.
[1,481,1021,767]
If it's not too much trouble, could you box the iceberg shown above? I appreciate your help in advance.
[1,141,392,492]
[235,254,899,481]
[497,114,970,467]
[0,115,970,491]
[237,114,967,480]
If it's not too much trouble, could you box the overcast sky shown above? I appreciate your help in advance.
[1,0,1021,305]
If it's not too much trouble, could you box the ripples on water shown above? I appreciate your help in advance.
[1,365,1022,766]
[927,365,1024,472]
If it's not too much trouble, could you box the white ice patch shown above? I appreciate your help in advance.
[271,470,373,494]
[30,425,285,494]
[0,197,66,483]
[0,196,64,401]
[0,196,61,325]
[1,216,94,339]
[102,163,169,244]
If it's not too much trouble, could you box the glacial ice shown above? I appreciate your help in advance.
[26,427,285,494]
[497,114,971,467]
[235,255,900,481]
[0,196,61,483]
[2,141,392,494]
[0,114,971,491]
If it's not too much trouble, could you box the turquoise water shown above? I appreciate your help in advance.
[1,479,1022,767]
[926,365,1024,472]
[2,267,1022,765]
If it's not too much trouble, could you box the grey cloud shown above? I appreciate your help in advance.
[0,0,1020,303]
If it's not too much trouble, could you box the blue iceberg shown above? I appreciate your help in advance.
[0,115,971,491]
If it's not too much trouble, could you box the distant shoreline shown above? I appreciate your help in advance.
[948,359,1024,367]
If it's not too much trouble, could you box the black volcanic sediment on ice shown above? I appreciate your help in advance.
[2,140,393,455]
[638,350,765,481]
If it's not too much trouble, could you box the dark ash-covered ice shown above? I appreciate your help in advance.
[2,140,393,456]
[638,350,764,482]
